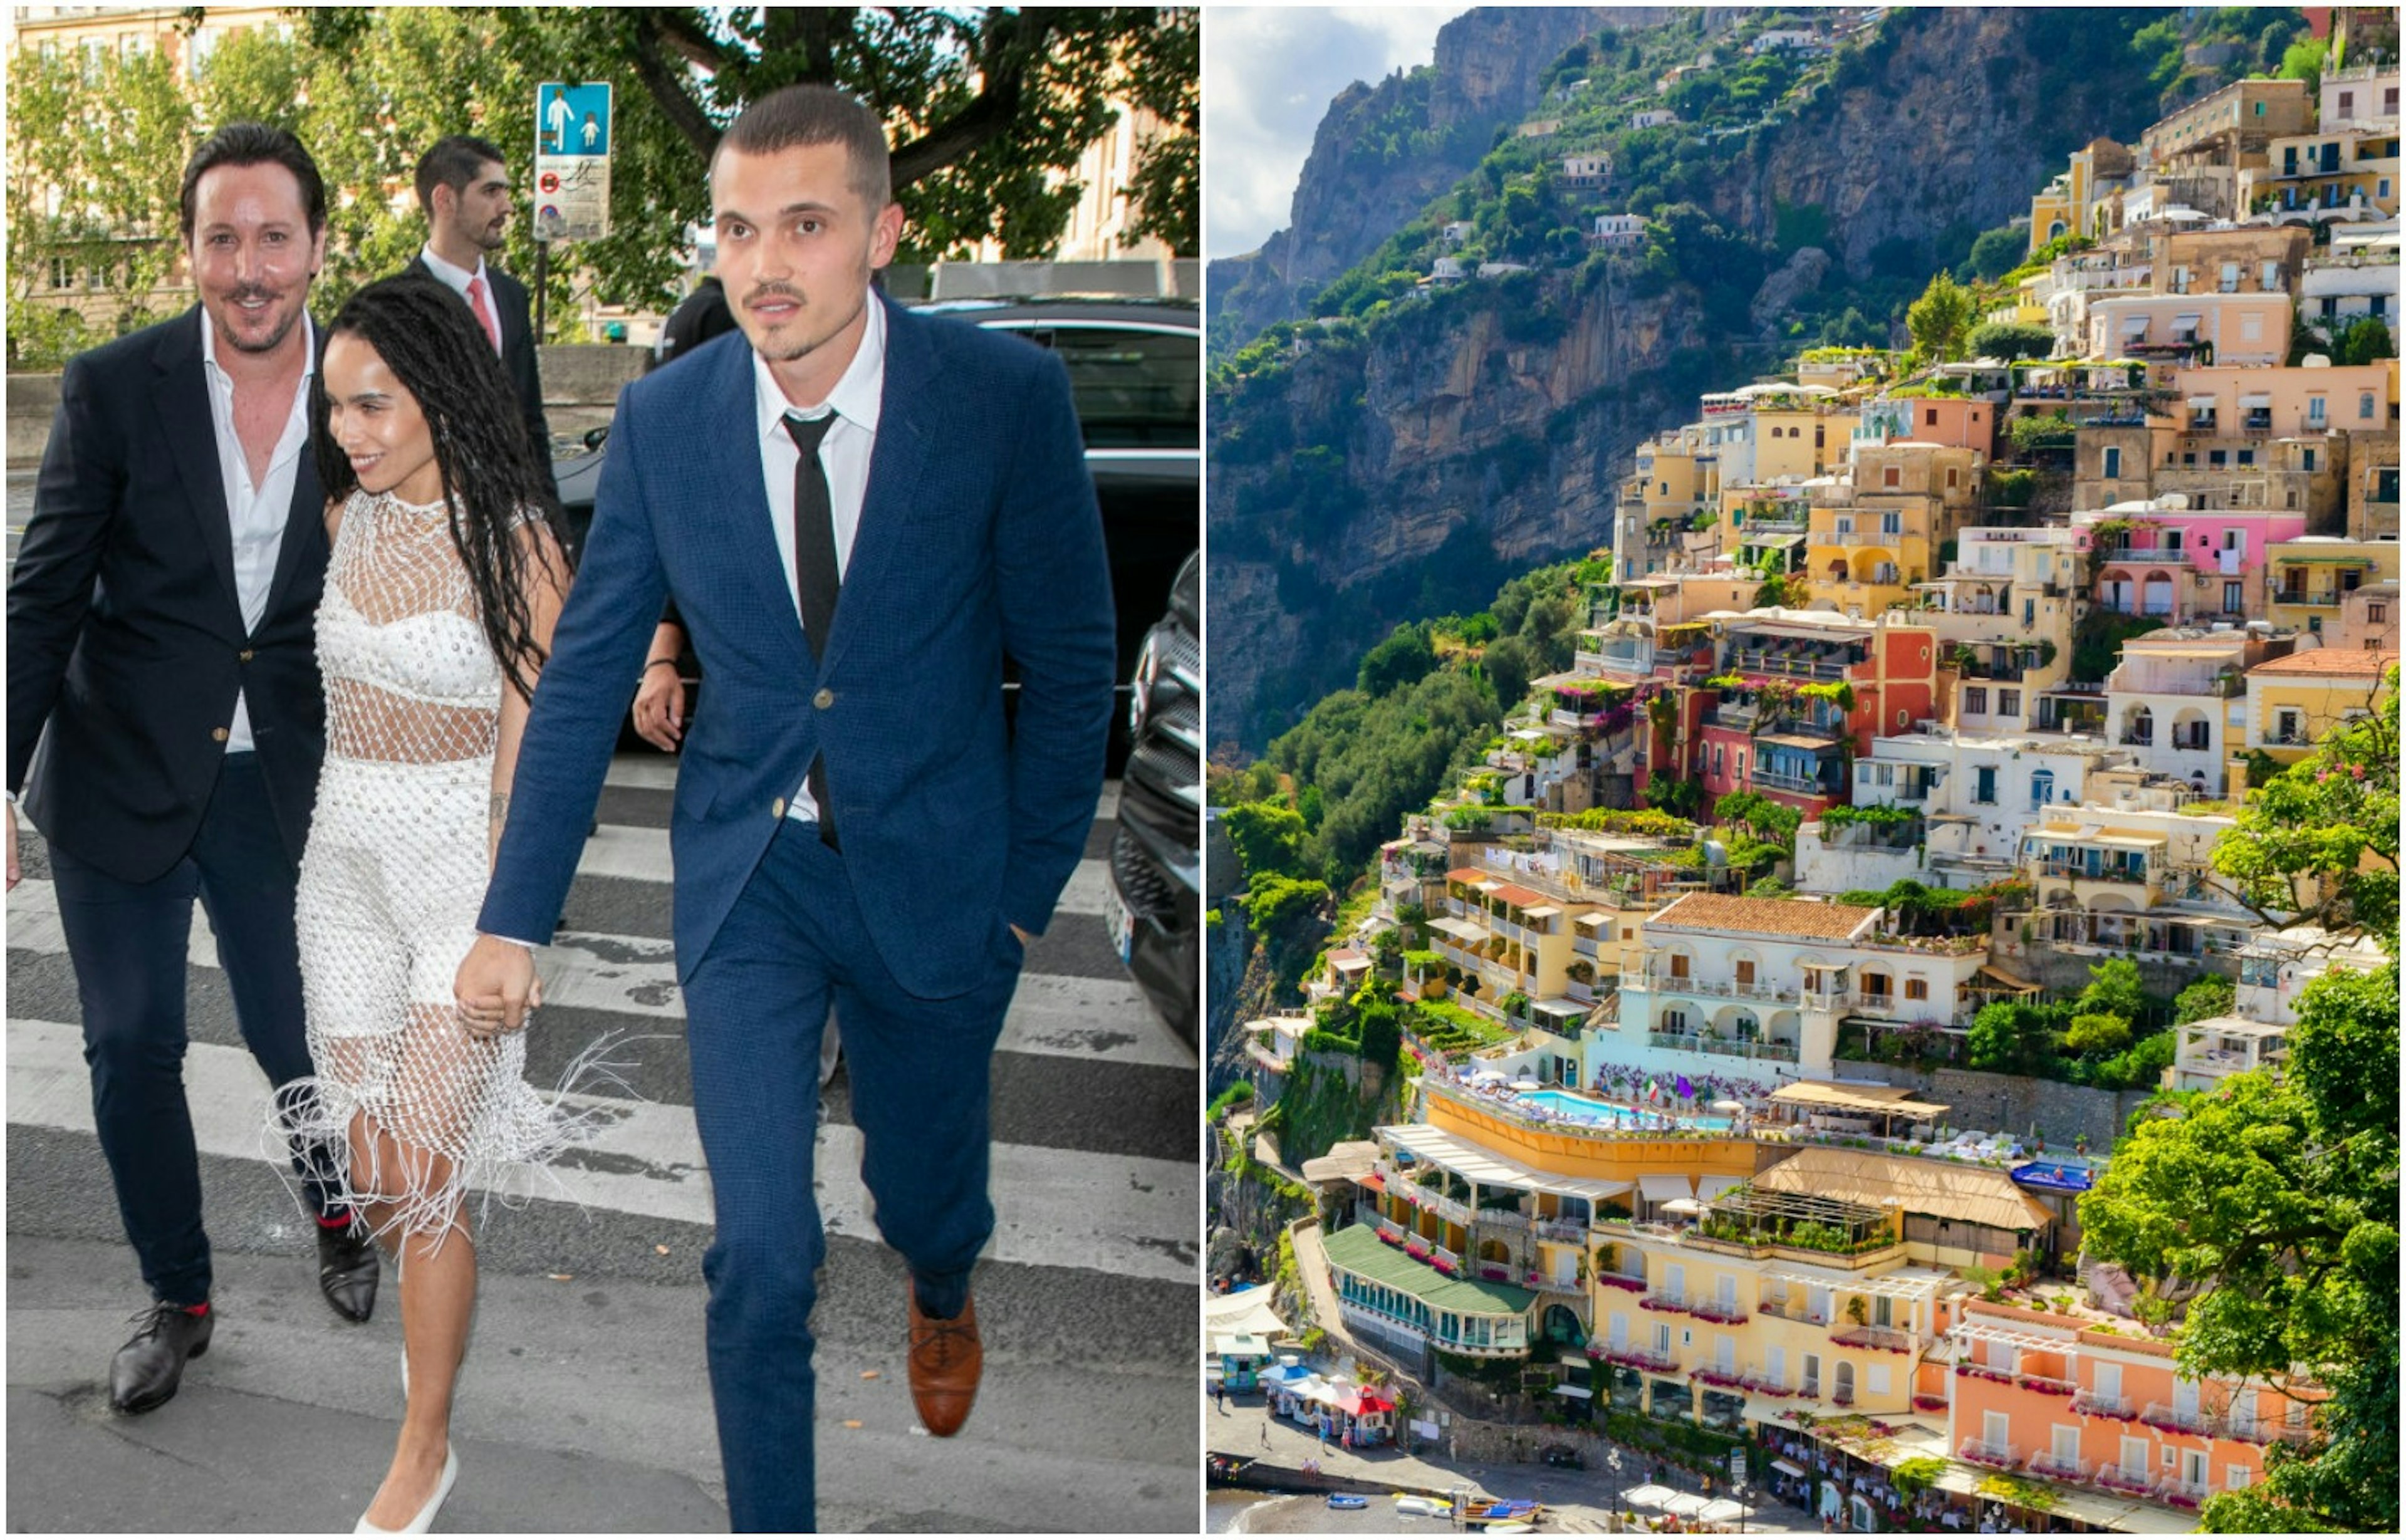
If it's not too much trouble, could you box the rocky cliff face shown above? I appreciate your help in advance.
[1714,6,2163,274]
[1208,6,1660,355]
[1207,5,2170,754]
[1212,265,1719,751]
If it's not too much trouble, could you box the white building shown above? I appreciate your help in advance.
[1591,212,1648,247]
[1598,894,1992,1095]
[2234,923,2390,1024]
[1629,109,1677,131]
[1562,153,1612,187]
[2013,776,2259,967]
[1800,727,2125,894]
[1432,255,1467,283]
[2103,631,2258,795]
[2164,1016,2290,1091]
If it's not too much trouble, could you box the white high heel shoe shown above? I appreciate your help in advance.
[353,1447,457,1536]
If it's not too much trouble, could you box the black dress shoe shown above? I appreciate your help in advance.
[317,1219,381,1323]
[110,1301,213,1414]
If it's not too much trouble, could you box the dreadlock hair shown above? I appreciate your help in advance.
[315,274,571,701]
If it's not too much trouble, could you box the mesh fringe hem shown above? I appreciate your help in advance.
[265,1031,660,1252]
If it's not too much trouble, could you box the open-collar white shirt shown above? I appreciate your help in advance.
[199,306,316,755]
[751,289,885,823]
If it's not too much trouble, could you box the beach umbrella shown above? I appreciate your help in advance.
[1511,1079,1543,1091]
[1661,1492,1711,1517]
[1621,1484,1679,1509]
[1711,1099,1746,1114]
[1697,1499,1753,1524]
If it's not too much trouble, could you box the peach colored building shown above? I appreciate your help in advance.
[1948,1297,2318,1517]
[2174,360,2397,440]
[1852,395,1997,459]
[2090,293,2291,371]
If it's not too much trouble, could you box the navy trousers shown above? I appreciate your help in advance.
[680,818,1023,1534]
[48,752,342,1306]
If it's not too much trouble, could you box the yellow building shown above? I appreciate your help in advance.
[2027,137,2137,252]
[1356,1088,2067,1437]
[2232,648,2398,781]
[1804,443,1977,615]
[2263,535,2402,636]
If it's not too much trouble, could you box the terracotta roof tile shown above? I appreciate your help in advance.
[1648,892,1880,941]
[2246,649,2398,679]
[1488,883,1549,908]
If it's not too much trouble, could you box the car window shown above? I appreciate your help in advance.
[994,325,1199,451]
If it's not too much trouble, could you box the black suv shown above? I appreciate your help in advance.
[1107,551,1200,1047]
[551,295,1200,771]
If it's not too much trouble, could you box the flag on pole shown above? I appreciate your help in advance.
[1676,1073,1694,1101]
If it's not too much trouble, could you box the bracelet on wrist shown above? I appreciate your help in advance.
[643,658,678,672]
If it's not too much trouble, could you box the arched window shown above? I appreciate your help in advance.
[2031,767,2055,809]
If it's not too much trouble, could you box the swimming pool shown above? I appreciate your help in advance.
[1512,1088,1734,1132]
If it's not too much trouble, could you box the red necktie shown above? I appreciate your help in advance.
[465,273,501,352]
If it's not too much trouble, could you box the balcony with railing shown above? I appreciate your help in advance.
[1830,1323,1917,1355]
[1752,766,1840,797]
[1630,972,1799,1005]
[2156,1476,2211,1511]
[2070,1388,2134,1420]
[2036,858,2153,887]
[2141,1401,2217,1437]
[1957,1438,2021,1472]
[1645,1031,1801,1063]
[2027,1449,2091,1483]
[1802,987,1853,1012]
[1756,1296,1832,1328]
[2105,660,2247,697]
[1825,529,1905,548]
[1727,648,1853,682]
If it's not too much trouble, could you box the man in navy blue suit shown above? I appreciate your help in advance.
[454,86,1115,1532]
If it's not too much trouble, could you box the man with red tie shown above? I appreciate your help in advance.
[407,135,557,499]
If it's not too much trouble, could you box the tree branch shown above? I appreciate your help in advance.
[888,9,1056,190]
[631,14,723,163]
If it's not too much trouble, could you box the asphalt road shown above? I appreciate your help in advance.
[4,488,1201,1531]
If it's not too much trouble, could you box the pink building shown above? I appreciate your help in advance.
[1949,1298,2319,1517]
[2073,505,2308,620]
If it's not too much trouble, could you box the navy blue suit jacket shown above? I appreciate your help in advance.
[478,292,1116,997]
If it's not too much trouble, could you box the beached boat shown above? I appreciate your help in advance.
[1327,1494,1369,1510]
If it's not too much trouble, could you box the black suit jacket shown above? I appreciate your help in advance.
[6,306,330,882]
[405,254,556,499]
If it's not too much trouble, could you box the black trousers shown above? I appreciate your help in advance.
[48,752,341,1306]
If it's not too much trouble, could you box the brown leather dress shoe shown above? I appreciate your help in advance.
[905,1288,982,1437]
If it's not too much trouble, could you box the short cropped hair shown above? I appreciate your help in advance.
[180,122,326,243]
[415,134,509,216]
[714,84,892,211]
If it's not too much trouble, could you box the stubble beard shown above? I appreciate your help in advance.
[215,288,307,356]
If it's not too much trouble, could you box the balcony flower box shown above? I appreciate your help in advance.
[1959,1445,2017,1472]
[1481,1265,1510,1281]
[2095,1468,2153,1498]
[2164,1491,2201,1511]
[1689,1299,1751,1326]
[1377,1226,1404,1247]
[1432,1255,1457,1276]
[1957,1362,2014,1385]
[2018,1374,2073,1397]
[1913,1395,1949,1413]
[1404,1242,1432,1262]
[1596,1274,1647,1293]
[1831,1326,1909,1355]
[1584,1342,1607,1360]
[1689,1366,1746,1389]
[1831,1391,1854,1407]
[1642,1294,1692,1317]
[2136,1410,2203,1439]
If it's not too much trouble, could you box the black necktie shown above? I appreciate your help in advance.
[783,412,841,849]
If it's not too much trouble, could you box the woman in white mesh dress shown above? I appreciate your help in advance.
[283,274,579,1535]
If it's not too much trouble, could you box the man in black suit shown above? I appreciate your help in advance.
[407,134,556,497]
[4,122,378,1415]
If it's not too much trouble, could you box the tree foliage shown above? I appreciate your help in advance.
[8,6,1198,365]
[2210,675,2398,937]
[1905,271,1974,363]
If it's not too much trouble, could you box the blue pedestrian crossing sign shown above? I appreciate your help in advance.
[534,81,614,241]
[539,81,612,157]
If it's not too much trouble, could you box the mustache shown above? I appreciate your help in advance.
[226,282,281,307]
[743,283,803,312]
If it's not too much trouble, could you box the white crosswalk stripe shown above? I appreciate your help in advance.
[6,757,1195,1279]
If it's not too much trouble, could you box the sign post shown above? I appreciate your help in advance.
[532,81,614,342]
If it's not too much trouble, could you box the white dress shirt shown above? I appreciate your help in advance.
[419,244,502,355]
[751,294,885,825]
[199,307,316,755]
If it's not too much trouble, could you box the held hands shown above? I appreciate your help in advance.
[455,934,544,1036]
[632,666,687,751]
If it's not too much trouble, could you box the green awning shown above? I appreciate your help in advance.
[1322,1223,1536,1316]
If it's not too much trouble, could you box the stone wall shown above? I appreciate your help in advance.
[1835,1061,2153,1152]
